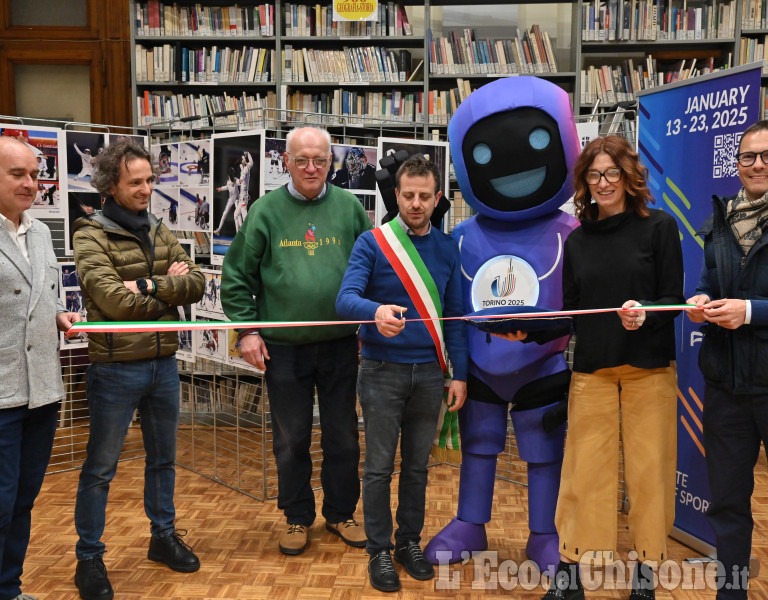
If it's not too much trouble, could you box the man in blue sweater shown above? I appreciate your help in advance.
[336,156,468,593]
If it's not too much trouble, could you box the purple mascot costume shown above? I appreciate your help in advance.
[423,77,580,574]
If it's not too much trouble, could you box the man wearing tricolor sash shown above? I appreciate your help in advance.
[336,156,468,593]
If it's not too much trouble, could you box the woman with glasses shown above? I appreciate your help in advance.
[540,135,684,600]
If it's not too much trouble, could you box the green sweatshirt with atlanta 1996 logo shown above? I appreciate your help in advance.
[221,184,371,345]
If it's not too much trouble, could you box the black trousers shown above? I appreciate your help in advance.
[703,385,768,600]
[264,335,361,526]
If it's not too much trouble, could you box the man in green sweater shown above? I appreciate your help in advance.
[221,126,371,555]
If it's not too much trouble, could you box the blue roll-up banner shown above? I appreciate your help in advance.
[637,63,762,556]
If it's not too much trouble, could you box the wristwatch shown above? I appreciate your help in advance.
[137,278,150,296]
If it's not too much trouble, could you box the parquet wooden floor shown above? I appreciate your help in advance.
[25,453,768,600]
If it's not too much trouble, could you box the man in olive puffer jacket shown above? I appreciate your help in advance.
[72,138,205,600]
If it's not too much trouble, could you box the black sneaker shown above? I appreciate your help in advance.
[394,540,435,580]
[74,556,114,600]
[629,562,656,600]
[368,550,401,592]
[147,530,200,573]
[542,561,585,600]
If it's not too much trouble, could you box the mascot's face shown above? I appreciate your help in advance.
[461,107,567,214]
[449,77,578,222]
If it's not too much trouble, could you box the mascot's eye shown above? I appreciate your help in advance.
[529,128,550,150]
[472,143,492,165]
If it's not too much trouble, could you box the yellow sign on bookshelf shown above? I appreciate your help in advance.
[333,0,378,22]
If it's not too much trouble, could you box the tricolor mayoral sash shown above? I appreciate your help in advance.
[371,219,448,373]
[371,219,460,461]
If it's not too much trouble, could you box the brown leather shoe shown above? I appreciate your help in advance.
[279,523,308,555]
[326,519,367,548]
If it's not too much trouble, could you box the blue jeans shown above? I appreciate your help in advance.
[264,336,360,526]
[0,402,58,600]
[358,359,444,553]
[75,356,180,560]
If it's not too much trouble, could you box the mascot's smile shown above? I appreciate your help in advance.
[490,166,546,198]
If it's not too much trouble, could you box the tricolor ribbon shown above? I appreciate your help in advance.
[66,304,694,337]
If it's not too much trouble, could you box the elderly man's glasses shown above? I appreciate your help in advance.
[736,150,768,167]
[288,155,329,169]
[585,168,622,185]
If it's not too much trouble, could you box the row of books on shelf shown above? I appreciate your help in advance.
[283,88,424,124]
[136,44,275,83]
[760,85,768,119]
[582,0,736,41]
[742,0,768,29]
[426,79,544,126]
[283,2,412,37]
[739,35,768,67]
[580,56,723,105]
[282,46,414,83]
[142,82,575,131]
[136,1,275,37]
[449,191,472,231]
[138,87,437,127]
[281,84,569,127]
[137,89,278,127]
[428,25,557,77]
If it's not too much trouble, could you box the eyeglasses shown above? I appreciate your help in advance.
[288,155,330,169]
[585,168,622,185]
[736,150,768,167]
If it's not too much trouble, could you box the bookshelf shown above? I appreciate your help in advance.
[130,0,768,132]
[577,0,744,112]
[279,2,426,127]
[425,2,579,126]
[129,0,582,132]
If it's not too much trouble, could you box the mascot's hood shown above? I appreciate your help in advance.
[448,76,580,222]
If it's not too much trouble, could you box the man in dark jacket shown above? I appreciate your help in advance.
[72,139,205,600]
[687,120,768,600]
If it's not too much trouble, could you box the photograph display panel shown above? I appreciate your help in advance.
[176,238,195,363]
[210,130,265,265]
[63,131,106,193]
[151,139,212,234]
[194,317,227,365]
[375,137,450,228]
[264,137,289,191]
[0,124,65,219]
[63,132,149,254]
[195,268,224,319]
[327,144,378,192]
[59,261,88,349]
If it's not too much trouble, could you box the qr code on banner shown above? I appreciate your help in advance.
[713,133,742,179]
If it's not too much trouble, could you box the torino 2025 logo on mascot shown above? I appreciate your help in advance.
[424,76,580,575]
